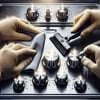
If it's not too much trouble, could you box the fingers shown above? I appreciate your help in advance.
[10,43,28,50]
[15,57,32,72]
[71,10,90,33]
[8,43,15,48]
[3,44,8,49]
[4,43,28,50]
[81,23,96,36]
[73,12,83,25]
[18,21,42,34]
[13,31,32,41]
[16,48,37,57]
[82,56,97,74]
[84,44,99,54]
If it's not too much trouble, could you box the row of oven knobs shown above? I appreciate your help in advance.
[13,50,86,93]
[13,74,86,93]
[26,7,68,22]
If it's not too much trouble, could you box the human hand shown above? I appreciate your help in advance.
[82,44,100,78]
[0,43,36,80]
[0,16,42,41]
[71,9,100,36]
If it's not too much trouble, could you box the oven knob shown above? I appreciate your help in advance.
[66,50,82,70]
[74,76,87,93]
[42,50,60,70]
[55,71,68,87]
[56,8,68,21]
[32,70,48,88]
[45,9,51,22]
[74,79,87,93]
[26,7,39,21]
[13,76,25,93]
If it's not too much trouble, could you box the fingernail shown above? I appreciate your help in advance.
[37,30,43,33]
[70,29,74,33]
[70,27,76,33]
[81,32,85,37]
[26,36,32,40]
[27,21,30,24]
[33,50,37,53]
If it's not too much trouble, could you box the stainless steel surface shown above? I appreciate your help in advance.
[0,3,100,99]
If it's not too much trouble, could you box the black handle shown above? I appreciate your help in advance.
[67,21,91,42]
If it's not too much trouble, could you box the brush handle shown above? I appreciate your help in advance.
[67,21,91,42]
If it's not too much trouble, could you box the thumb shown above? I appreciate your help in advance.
[84,44,99,54]
[81,23,96,36]
[82,56,97,71]
[15,57,32,72]
[70,12,90,33]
